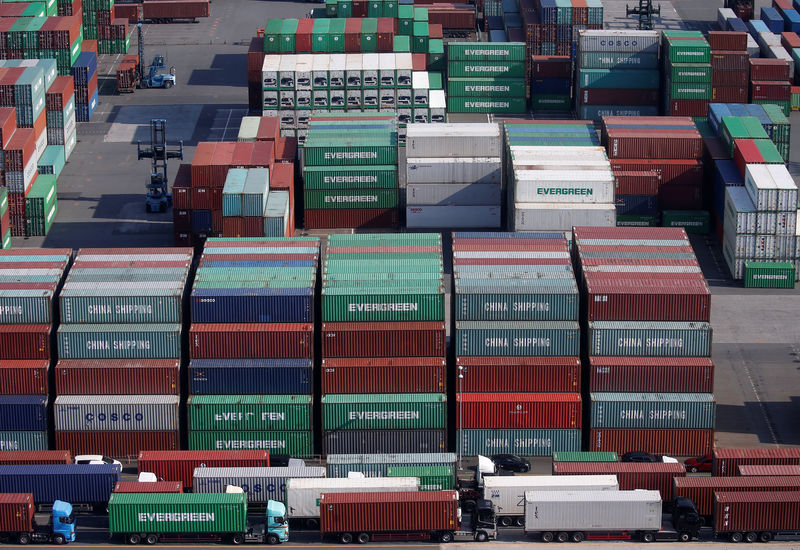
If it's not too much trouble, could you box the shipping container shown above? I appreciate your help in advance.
[455,321,579,356]
[188,431,313,457]
[322,322,445,357]
[587,321,711,357]
[713,448,800,476]
[0,361,48,395]
[322,393,446,430]
[586,428,713,457]
[0,432,47,452]
[187,395,312,431]
[552,452,619,462]
[138,451,271,489]
[113,481,183,493]
[0,325,51,360]
[54,360,179,395]
[588,357,713,393]
[738,465,800,476]
[0,464,120,505]
[590,393,715,429]
[288,477,419,521]
[713,491,800,537]
[189,359,312,395]
[56,324,180,360]
[323,430,447,455]
[386,466,453,490]
[326,453,456,478]
[457,393,581,429]
[0,451,71,465]
[189,323,312,359]
[321,357,446,394]
[457,357,580,393]
[193,466,326,503]
[0,397,47,432]
[552,462,686,499]
[459,429,581,457]
[53,395,178,432]
[673,475,800,517]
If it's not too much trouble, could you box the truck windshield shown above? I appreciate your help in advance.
[60,515,75,525]
[274,516,286,525]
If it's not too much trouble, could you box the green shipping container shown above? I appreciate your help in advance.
[448,60,525,78]
[312,18,330,53]
[263,19,283,53]
[37,145,66,177]
[385,465,454,490]
[189,430,313,456]
[302,142,397,166]
[447,96,527,114]
[427,39,444,71]
[751,138,784,164]
[24,174,57,219]
[531,94,572,110]
[59,290,183,324]
[412,22,429,53]
[666,80,711,100]
[108,493,247,535]
[0,431,47,450]
[661,210,710,234]
[664,40,710,63]
[393,35,410,52]
[338,0,352,18]
[279,19,298,53]
[414,7,429,21]
[322,393,447,430]
[721,116,768,154]
[187,395,312,431]
[326,0,338,17]
[383,0,398,17]
[590,392,716,429]
[304,189,398,209]
[460,429,581,457]
[447,42,527,62]
[447,77,527,98]
[667,63,712,82]
[328,18,346,53]
[588,321,712,357]
[322,289,444,322]
[361,18,378,52]
[744,261,796,289]
[579,51,659,69]
[26,200,57,237]
[0,188,7,218]
[552,451,619,462]
[327,453,456,477]
[454,287,578,321]
[762,103,790,142]
[57,323,182,359]
[752,98,791,117]
[455,321,580,356]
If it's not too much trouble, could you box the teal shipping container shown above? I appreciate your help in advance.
[57,323,182,359]
[459,429,581,457]
[447,61,526,78]
[455,321,580,356]
[454,284,578,321]
[322,393,447,430]
[0,431,48,451]
[590,393,716,429]
[322,289,444,322]
[59,287,185,324]
[577,69,660,89]
[187,395,313,431]
[447,42,527,61]
[588,321,712,357]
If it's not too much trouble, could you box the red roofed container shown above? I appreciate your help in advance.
[713,448,800,476]
[456,357,581,393]
[321,357,447,393]
[738,464,800,476]
[113,481,183,493]
[137,450,270,489]
[713,491,800,536]
[673,475,800,517]
[54,360,180,394]
[552,461,686,499]
[588,357,714,393]
[457,393,582,429]
[189,323,313,359]
[321,322,445,357]
[0,451,71,465]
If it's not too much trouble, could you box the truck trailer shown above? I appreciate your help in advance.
[320,490,496,543]
[107,492,288,545]
[0,494,75,545]
[523,490,701,543]
[0,465,121,511]
[714,491,800,543]
[193,466,326,504]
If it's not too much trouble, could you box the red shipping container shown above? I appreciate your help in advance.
[613,170,661,195]
[212,209,223,233]
[209,142,234,186]
[707,31,748,51]
[242,216,263,237]
[114,481,183,493]
[114,3,141,22]
[191,142,216,187]
[532,55,571,78]
[55,431,179,458]
[321,322,445,358]
[320,491,457,534]
[773,0,792,10]
[673,476,800,517]
[411,53,427,71]
[296,19,314,53]
[257,116,280,142]
[138,450,269,489]
[739,464,800,476]
[0,360,48,394]
[377,18,394,51]
[46,76,76,111]
[713,491,800,535]
[345,18,362,52]
[191,187,213,210]
[190,323,313,359]
[712,85,749,103]
[353,0,368,17]
[587,429,713,460]
[0,106,16,148]
[0,451,71,465]
[141,0,211,20]
[428,23,443,39]
[609,159,703,186]
[578,88,659,106]
[0,325,50,359]
[456,356,580,392]
[251,140,275,168]
[305,208,399,229]
[713,448,800,476]
[270,162,294,210]
[668,99,710,117]
[711,52,750,73]
[782,31,800,51]
[457,393,581,429]
[321,357,447,393]
[604,129,703,159]
[4,129,36,172]
[552,461,686,500]
[173,231,194,247]
[54,359,180,394]
[231,141,255,168]
[733,138,782,175]
[172,208,191,232]
[749,58,790,81]
[588,357,713,393]
[0,494,33,532]
[750,80,791,101]
[222,216,244,237]
[573,225,688,240]
[274,137,297,163]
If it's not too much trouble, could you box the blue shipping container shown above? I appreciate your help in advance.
[713,159,744,216]
[784,9,800,33]
[727,17,748,32]
[0,465,121,504]
[189,359,313,395]
[190,288,314,323]
[747,18,770,35]
[615,194,659,215]
[760,7,785,33]
[71,52,98,85]
[0,396,47,431]
[75,90,98,122]
[531,77,571,95]
[192,210,213,233]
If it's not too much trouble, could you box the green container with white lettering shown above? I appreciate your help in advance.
[460,429,581,457]
[447,42,527,61]
[304,189,398,209]
[666,80,712,100]
[322,393,447,430]
[302,135,397,166]
[322,288,444,321]
[188,430,313,456]
[447,61,526,78]
[552,451,618,462]
[447,96,527,113]
[744,261,795,288]
[616,214,658,227]
[590,392,716,429]
[661,210,710,234]
[187,395,312,431]
[303,165,397,189]
[447,77,527,98]
[386,465,454,490]
[108,493,247,535]
[0,431,47,450]
[667,63,712,82]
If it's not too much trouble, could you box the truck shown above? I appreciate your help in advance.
[107,492,288,545]
[484,475,619,527]
[138,450,270,490]
[672,475,800,519]
[192,466,326,504]
[523,490,702,543]
[286,477,419,528]
[0,494,75,545]
[0,465,121,511]
[714,491,800,543]
[320,490,497,543]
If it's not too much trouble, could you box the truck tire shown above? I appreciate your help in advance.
[641,533,655,543]
[356,533,370,544]
[498,517,512,527]
[53,534,65,545]
[164,80,173,89]
[759,532,774,543]
[730,532,743,543]
[340,533,353,544]
[146,534,159,545]
[438,532,453,543]
[571,532,585,543]
[475,531,488,542]
[515,517,525,527]
[745,532,758,543]
[541,532,554,543]
[266,534,279,545]
[677,532,692,542]
[17,533,31,545]
[231,533,245,545]
[556,532,569,543]
[127,534,142,545]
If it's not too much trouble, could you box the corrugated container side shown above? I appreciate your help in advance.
[319,491,458,533]
[587,428,713,457]
[187,431,313,457]
[323,430,447,455]
[459,429,581,457]
[673,475,800,517]
[552,461,686,499]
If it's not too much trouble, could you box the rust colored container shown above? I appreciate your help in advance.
[321,357,447,394]
[202,239,312,249]
[0,494,33,532]
[191,187,222,210]
[190,323,313,359]
[749,58,790,81]
[377,18,394,51]
[199,254,318,263]
[453,243,566,252]
[579,88,660,106]
[457,357,581,393]
[713,491,800,534]
[587,429,713,459]
[274,137,297,163]
[782,31,800,51]
[138,450,270,489]
[243,216,264,237]
[457,393,581,429]
[55,431,180,459]
[345,18,362,52]
[0,107,17,148]
[659,182,702,210]
[222,217,244,238]
[353,0,368,17]
[296,18,314,53]
[0,451,71,465]
[710,51,749,71]
[428,23,443,39]
[669,99,710,117]
[141,0,210,19]
[321,322,445,358]
[231,141,255,167]
[713,448,800,476]
[305,208,399,229]
[673,475,800,517]
[209,142,234,186]
[707,31,748,50]
[739,465,800,476]
[54,360,180,395]
[0,360,48,395]
[212,210,223,233]
[604,129,703,160]
[320,491,458,535]
[191,142,215,188]
[553,461,686,500]
[428,7,475,29]
[257,117,280,142]
[750,81,791,101]
[613,171,661,195]
[0,326,50,360]
[608,159,703,186]
[532,56,572,78]
[250,141,275,168]
[712,71,748,88]
[114,481,183,493]
[589,357,713,392]
[712,85,748,103]
[455,257,571,266]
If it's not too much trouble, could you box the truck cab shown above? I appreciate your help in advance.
[265,501,289,543]
[667,497,702,542]
[27,500,75,544]
[454,499,497,542]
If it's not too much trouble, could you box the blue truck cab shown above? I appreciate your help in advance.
[50,500,76,543]
[267,500,289,543]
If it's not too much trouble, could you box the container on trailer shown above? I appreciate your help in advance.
[286,477,419,519]
[0,464,120,504]
[673,475,800,517]
[138,450,270,489]
[108,493,246,535]
[738,465,800,476]
[326,453,456,477]
[713,491,800,535]
[552,462,685,499]
[0,451,71,465]
[484,475,618,519]
[113,481,183,493]
[552,452,618,462]
[192,466,326,503]
[713,448,800,476]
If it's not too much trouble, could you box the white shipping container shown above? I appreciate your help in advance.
[722,238,748,279]
[523,490,662,533]
[429,90,446,123]
[411,71,429,105]
[237,116,260,141]
[286,477,419,519]
[395,53,413,86]
[379,53,396,87]
[725,186,757,234]
[278,55,297,89]
[513,158,611,172]
[745,164,779,211]
[485,476,618,520]
[510,146,608,162]
[406,205,501,228]
[313,54,330,88]
[775,235,795,259]
[406,157,502,184]
[193,467,326,503]
[766,164,798,212]
[406,183,502,206]
[513,202,616,231]
[723,220,756,257]
[747,34,760,57]
[295,54,314,90]
[795,212,800,257]
[578,30,661,54]
[514,170,615,203]
[406,123,502,158]
[329,54,346,88]
[262,56,280,89]
[363,53,379,87]
[53,395,179,432]
[346,53,363,87]
[753,234,777,259]
[717,7,736,29]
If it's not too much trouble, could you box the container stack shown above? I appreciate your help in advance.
[0,248,70,451]
[220,167,290,238]
[575,30,661,123]
[302,113,399,229]
[404,123,503,229]
[81,0,114,41]
[187,237,319,457]
[98,17,130,54]
[39,13,83,76]
[453,232,582,457]
[661,31,712,121]
[708,31,750,106]
[530,55,572,113]
[320,233,447,455]
[0,188,9,248]
[71,52,98,122]
[0,60,51,171]
[750,57,792,115]
[573,226,716,457]
[53,247,193,457]
[23,174,57,237]
[44,76,76,162]
[446,42,527,115]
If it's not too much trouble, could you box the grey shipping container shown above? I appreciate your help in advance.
[326,452,456,477]
[53,395,180,431]
[588,321,712,357]
[455,321,580,356]
[524,490,662,532]
[192,466,326,503]
[323,429,447,455]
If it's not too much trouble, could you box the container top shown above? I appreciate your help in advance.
[525,489,661,503]
[0,464,121,475]
[484,474,618,488]
[589,321,711,330]
[138,450,270,462]
[674,476,800,488]
[713,448,800,459]
[113,481,183,493]
[321,490,457,504]
[0,493,32,505]
[327,453,456,465]
[738,465,800,476]
[406,123,500,137]
[714,491,800,504]
[553,462,686,473]
[287,477,419,489]
[193,466,326,478]
[590,392,715,402]
[322,393,446,403]
[54,395,179,405]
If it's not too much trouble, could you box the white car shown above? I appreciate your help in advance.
[74,455,122,466]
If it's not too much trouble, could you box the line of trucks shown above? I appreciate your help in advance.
[1,463,800,544]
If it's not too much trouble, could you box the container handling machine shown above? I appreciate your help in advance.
[137,119,183,213]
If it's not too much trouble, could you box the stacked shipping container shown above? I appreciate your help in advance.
[453,232,582,457]
[187,237,319,457]
[53,248,192,456]
[709,31,750,107]
[45,76,77,163]
[662,31,712,120]
[320,233,447,454]
[749,57,792,115]
[530,55,572,112]
[71,52,98,122]
[446,42,526,114]
[327,453,457,477]
[0,187,8,248]
[573,226,715,456]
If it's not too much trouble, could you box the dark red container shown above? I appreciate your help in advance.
[711,51,749,72]
[114,481,183,493]
[713,491,800,533]
[55,431,180,459]
[532,55,571,78]
[707,31,748,51]
[377,18,394,51]
[588,357,713,392]
[456,356,580,392]
[320,491,457,534]
[138,450,270,489]
[345,18,362,52]
[321,357,446,394]
[209,142,234,186]
[457,393,581,429]
[713,448,800,476]
[750,80,791,101]
[604,129,703,159]
[191,142,215,187]
[172,209,191,232]
[212,209,223,233]
[428,23,443,39]
[553,461,686,500]
[739,464,800,476]
[712,84,748,102]
[296,18,314,53]
[427,5,476,29]
[274,137,297,163]
[0,360,48,394]
[706,135,732,161]
[0,325,50,360]
[673,476,800,517]
[579,88,659,106]
[270,162,295,208]
[668,99,710,117]
[141,0,210,20]
[222,217,243,238]
[54,360,180,394]
[0,494,33,532]
[658,183,703,210]
[305,208,399,229]
[587,429,713,459]
[609,159,703,186]
[257,117,280,142]
[4,129,36,172]
[0,106,17,148]
[782,31,800,51]
[749,58,790,81]
[242,216,264,237]
[0,451,72,465]
[613,170,661,195]
[231,141,254,168]
[173,231,194,247]
[114,3,141,22]
[190,323,313,359]
[321,322,445,358]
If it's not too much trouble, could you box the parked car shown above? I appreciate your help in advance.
[75,455,122,467]
[490,454,530,473]
[684,454,713,473]
[621,451,659,463]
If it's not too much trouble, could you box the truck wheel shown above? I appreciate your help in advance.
[730,532,743,543]
[759,532,774,543]
[266,534,279,545]
[339,533,353,544]
[438,532,453,543]
[475,531,488,542]
[556,532,569,543]
[677,532,692,542]
[146,534,159,545]
[641,533,655,543]
[127,534,141,545]
[17,533,31,545]
[541,532,554,543]
[231,533,245,545]
[53,534,66,545]
[515,517,525,527]
[356,533,370,544]
[571,532,585,543]
[164,80,173,89]
[745,532,758,543]
[498,517,512,527]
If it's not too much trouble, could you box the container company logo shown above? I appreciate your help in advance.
[324,195,378,203]
[86,339,152,350]
[348,302,418,312]
[753,274,789,280]
[464,85,511,93]
[537,188,593,196]
[323,175,378,184]
[463,49,510,57]
[464,65,510,73]
[598,39,639,48]
[0,305,24,317]
[619,409,687,421]
[509,404,528,416]
[464,102,511,109]
[483,301,551,312]
[323,152,378,160]
[484,437,552,449]
[215,440,286,449]
[616,337,684,349]
[139,513,215,523]
[214,412,285,422]
[484,337,551,348]
[348,410,420,420]
[86,305,154,315]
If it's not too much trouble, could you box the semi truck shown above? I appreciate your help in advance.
[320,490,497,543]
[523,490,702,543]
[714,491,800,543]
[0,494,75,544]
[107,492,288,545]
[192,466,326,504]
[286,477,419,528]
[0,464,121,511]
